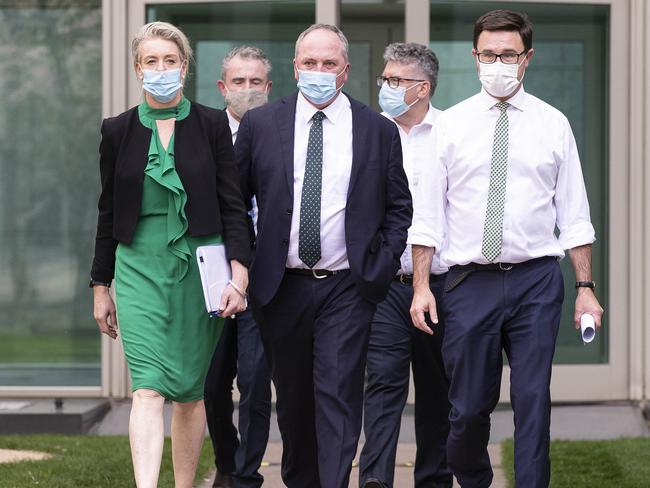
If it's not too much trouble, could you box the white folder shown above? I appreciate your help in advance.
[196,244,231,317]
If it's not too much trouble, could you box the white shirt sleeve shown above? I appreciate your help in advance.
[407,121,446,252]
[554,117,596,250]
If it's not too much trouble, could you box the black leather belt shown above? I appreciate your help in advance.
[394,273,446,285]
[285,268,340,279]
[446,256,556,292]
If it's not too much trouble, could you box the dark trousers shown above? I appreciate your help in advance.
[205,309,272,488]
[442,257,563,488]
[360,275,452,488]
[254,270,376,488]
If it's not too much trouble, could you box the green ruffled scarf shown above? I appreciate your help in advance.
[138,96,192,280]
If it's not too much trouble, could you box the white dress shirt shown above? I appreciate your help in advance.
[228,108,258,232]
[409,86,595,267]
[382,105,447,276]
[226,108,239,145]
[286,92,353,270]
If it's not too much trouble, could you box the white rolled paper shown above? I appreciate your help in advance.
[580,313,596,343]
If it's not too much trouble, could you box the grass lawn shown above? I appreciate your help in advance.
[502,437,650,487]
[0,435,214,487]
[0,335,99,363]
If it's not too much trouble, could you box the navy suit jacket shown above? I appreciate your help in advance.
[236,92,412,307]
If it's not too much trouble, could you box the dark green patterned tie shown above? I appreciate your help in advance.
[481,102,509,262]
[299,111,325,268]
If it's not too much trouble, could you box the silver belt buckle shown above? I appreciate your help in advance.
[312,269,329,279]
[399,274,409,284]
[499,262,513,271]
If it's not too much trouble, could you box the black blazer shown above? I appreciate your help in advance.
[236,92,412,307]
[91,101,251,283]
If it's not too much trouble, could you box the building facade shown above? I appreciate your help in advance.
[0,0,647,404]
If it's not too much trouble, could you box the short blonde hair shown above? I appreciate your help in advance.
[131,21,193,65]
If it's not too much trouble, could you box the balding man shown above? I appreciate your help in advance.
[236,24,412,488]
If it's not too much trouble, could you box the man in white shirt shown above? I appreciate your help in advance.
[359,43,451,488]
[237,24,411,488]
[409,10,604,488]
[204,45,272,488]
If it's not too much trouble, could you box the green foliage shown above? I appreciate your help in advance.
[502,438,650,488]
[0,435,214,488]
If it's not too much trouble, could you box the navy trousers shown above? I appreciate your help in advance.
[254,270,376,488]
[360,275,452,488]
[205,309,272,488]
[442,257,563,488]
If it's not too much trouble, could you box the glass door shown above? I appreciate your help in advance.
[0,0,103,393]
[128,1,316,109]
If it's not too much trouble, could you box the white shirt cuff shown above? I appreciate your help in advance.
[558,221,596,250]
[407,226,443,251]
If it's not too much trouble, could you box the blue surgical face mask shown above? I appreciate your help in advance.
[297,69,345,105]
[142,68,183,103]
[378,81,423,118]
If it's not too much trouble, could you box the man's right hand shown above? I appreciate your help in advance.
[410,286,438,335]
[93,286,118,340]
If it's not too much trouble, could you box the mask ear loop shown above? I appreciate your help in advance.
[516,54,528,84]
[404,81,425,109]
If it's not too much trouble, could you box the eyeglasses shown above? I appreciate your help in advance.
[376,75,427,89]
[476,50,528,65]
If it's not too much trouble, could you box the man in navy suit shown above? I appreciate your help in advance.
[236,24,412,488]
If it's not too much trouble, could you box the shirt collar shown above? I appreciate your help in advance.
[478,84,527,112]
[421,103,439,127]
[382,103,440,132]
[297,91,349,124]
[226,108,240,134]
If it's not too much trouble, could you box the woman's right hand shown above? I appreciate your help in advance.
[93,286,118,340]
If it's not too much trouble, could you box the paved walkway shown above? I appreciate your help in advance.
[93,401,649,488]
[197,443,505,488]
[0,449,52,463]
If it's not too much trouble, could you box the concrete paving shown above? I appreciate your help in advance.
[0,448,52,463]
[92,400,649,487]
[196,443,505,488]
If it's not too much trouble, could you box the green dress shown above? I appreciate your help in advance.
[114,97,224,402]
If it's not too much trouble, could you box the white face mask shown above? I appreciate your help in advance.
[478,59,524,98]
[225,88,269,118]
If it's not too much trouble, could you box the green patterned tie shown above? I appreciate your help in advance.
[299,111,325,268]
[481,102,510,262]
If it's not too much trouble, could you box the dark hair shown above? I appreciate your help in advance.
[473,9,533,51]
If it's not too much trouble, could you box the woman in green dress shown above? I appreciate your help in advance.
[90,22,251,488]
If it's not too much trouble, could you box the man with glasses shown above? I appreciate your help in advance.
[409,10,604,488]
[359,43,451,488]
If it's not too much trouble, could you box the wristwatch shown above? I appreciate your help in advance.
[575,281,596,290]
[89,279,111,288]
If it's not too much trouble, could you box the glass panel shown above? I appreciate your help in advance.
[342,0,405,108]
[147,1,315,108]
[0,0,102,386]
[430,2,609,364]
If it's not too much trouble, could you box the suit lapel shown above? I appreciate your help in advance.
[119,109,150,179]
[348,98,369,199]
[275,92,298,197]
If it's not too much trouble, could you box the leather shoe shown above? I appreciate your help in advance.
[363,479,386,488]
[213,471,234,488]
